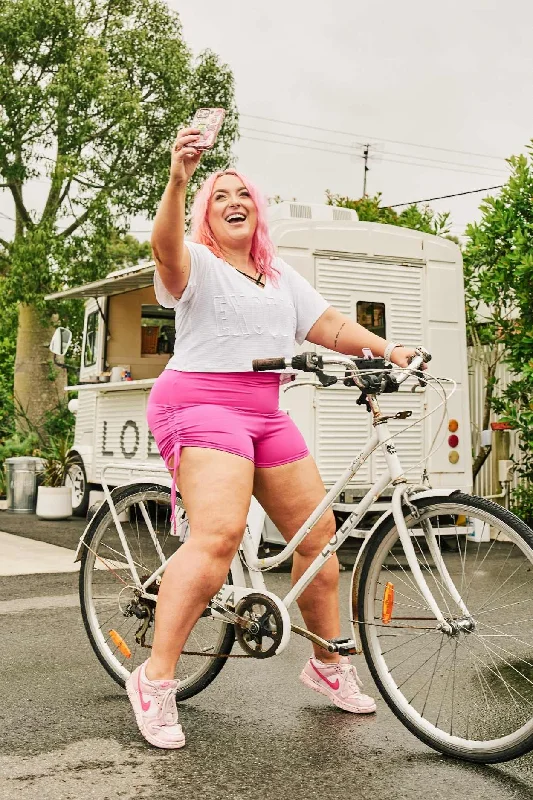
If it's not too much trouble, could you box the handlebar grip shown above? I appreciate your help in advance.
[252,357,288,372]
[393,354,424,386]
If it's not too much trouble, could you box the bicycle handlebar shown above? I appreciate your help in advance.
[252,357,288,371]
[252,347,431,392]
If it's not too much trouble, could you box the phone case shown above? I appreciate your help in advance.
[191,108,226,150]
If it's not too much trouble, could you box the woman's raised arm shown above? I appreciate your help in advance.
[151,128,203,298]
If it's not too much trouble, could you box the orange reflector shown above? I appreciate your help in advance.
[109,629,131,658]
[382,582,394,624]
[448,419,459,432]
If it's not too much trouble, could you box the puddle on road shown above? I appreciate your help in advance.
[0,738,157,800]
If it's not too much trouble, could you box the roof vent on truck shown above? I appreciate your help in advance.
[267,201,358,223]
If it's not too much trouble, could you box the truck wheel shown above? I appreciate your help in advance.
[65,454,90,517]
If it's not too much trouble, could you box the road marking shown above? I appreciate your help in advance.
[0,530,79,576]
[0,594,79,615]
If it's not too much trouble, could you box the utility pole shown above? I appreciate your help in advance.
[362,143,370,196]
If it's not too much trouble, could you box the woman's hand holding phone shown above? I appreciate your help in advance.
[170,110,225,187]
[170,128,204,188]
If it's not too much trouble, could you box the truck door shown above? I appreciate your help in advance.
[80,297,106,382]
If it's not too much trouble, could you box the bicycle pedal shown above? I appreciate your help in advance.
[328,637,358,656]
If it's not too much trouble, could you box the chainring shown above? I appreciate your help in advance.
[234,592,285,659]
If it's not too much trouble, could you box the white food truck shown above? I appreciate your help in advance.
[46,202,472,539]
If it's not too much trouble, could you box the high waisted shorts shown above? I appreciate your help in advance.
[147,370,309,476]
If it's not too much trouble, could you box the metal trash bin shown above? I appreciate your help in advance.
[5,456,44,513]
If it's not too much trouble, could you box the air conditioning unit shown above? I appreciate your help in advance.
[267,201,358,223]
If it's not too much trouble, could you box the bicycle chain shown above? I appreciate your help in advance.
[182,649,253,658]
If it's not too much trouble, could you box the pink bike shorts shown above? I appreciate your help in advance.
[147,370,309,476]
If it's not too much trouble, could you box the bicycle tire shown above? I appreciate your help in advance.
[79,482,235,701]
[356,491,533,763]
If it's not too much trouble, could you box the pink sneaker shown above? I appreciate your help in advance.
[126,661,185,749]
[300,656,377,713]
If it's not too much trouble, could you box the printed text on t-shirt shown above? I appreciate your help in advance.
[213,294,295,337]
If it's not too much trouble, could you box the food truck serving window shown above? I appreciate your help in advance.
[141,305,175,355]
[84,310,98,367]
[356,301,386,339]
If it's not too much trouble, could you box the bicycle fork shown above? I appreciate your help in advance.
[373,402,473,635]
[391,484,472,634]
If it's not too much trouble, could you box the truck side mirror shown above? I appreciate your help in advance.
[49,327,72,356]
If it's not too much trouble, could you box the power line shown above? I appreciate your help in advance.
[241,126,361,154]
[379,155,507,177]
[241,113,508,163]
[241,125,508,174]
[240,134,509,178]
[384,184,504,208]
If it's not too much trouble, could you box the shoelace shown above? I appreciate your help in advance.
[338,664,364,697]
[154,686,179,727]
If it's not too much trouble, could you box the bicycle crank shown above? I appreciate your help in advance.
[234,592,291,658]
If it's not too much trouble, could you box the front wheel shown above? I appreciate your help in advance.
[65,454,91,517]
[356,492,533,763]
[79,483,235,701]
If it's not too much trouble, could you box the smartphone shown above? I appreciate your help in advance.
[190,108,226,150]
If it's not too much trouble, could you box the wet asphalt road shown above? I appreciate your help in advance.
[3,559,533,800]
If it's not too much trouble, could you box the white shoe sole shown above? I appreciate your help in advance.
[300,670,377,714]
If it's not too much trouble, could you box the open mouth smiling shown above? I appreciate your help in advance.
[224,212,247,224]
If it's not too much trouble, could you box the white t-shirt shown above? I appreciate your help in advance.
[154,242,329,374]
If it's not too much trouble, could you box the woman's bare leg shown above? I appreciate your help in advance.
[253,455,341,664]
[146,447,254,681]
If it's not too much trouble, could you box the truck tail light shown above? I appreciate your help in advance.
[448,420,459,463]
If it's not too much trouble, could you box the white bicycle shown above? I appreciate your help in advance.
[77,349,533,763]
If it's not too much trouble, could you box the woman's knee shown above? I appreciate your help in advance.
[295,512,336,559]
[190,520,245,561]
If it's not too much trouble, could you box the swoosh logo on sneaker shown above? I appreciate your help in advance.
[137,669,151,712]
[310,660,340,691]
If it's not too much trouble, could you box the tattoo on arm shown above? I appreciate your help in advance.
[333,322,346,350]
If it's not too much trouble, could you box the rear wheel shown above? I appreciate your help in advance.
[79,483,235,700]
[357,493,533,763]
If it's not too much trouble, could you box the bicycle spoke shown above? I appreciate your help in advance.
[82,486,233,695]
[361,498,533,757]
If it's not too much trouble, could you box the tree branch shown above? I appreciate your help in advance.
[58,177,73,208]
[9,183,33,230]
[58,208,91,239]
[58,141,130,238]
[0,236,10,249]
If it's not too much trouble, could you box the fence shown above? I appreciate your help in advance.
[468,345,520,500]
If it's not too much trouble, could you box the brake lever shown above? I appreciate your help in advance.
[316,370,337,387]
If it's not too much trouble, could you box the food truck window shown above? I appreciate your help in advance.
[83,310,98,367]
[141,305,175,355]
[356,301,386,339]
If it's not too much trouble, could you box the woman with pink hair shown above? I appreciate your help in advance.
[126,126,418,749]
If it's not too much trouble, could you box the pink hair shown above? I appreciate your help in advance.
[190,169,278,280]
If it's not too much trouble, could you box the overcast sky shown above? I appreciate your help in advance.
[161,0,533,240]
[2,0,532,242]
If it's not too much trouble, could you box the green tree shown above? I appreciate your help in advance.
[464,152,533,492]
[0,0,238,432]
[326,190,454,239]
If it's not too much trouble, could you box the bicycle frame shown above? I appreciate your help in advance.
[83,389,468,647]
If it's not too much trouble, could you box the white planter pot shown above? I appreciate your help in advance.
[36,486,73,520]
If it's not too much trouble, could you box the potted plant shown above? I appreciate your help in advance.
[36,436,73,520]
